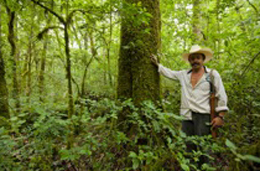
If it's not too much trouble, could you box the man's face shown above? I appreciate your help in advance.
[188,53,205,70]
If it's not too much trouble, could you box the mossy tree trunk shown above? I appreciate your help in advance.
[107,1,113,86]
[0,6,9,120]
[5,2,20,113]
[39,35,47,102]
[25,25,33,104]
[32,0,75,119]
[117,0,161,105]
[38,1,53,102]
[192,0,204,43]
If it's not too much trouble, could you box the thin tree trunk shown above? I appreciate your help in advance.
[216,0,220,59]
[79,33,96,116]
[103,46,107,85]
[26,30,33,104]
[39,1,53,102]
[192,0,203,43]
[101,27,107,85]
[31,0,74,119]
[107,1,113,86]
[39,36,47,102]
[64,23,74,119]
[81,32,96,97]
[15,13,21,96]
[26,3,37,103]
[80,33,88,98]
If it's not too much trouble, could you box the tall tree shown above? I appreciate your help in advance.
[25,4,35,103]
[38,1,53,102]
[0,5,9,121]
[4,0,20,112]
[31,0,85,119]
[32,0,91,149]
[117,0,161,105]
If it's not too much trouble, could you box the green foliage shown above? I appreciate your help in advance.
[0,0,259,170]
[0,98,243,170]
[0,127,21,170]
[225,139,260,167]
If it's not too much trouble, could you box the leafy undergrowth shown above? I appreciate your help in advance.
[0,98,260,171]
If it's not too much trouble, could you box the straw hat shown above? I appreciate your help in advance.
[182,45,213,63]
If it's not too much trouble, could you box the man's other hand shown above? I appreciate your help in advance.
[150,54,159,67]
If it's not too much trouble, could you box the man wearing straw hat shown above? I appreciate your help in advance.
[150,45,228,137]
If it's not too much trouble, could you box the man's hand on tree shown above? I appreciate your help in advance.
[150,54,159,67]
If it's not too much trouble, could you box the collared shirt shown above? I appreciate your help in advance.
[158,64,229,120]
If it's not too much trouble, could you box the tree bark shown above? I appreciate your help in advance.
[80,33,88,97]
[5,3,20,112]
[39,36,47,102]
[38,1,53,102]
[117,0,161,105]
[0,6,10,120]
[64,23,74,119]
[192,0,203,43]
[26,28,33,103]
[107,2,113,86]
[215,0,220,59]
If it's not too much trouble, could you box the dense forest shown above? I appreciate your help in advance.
[0,0,260,170]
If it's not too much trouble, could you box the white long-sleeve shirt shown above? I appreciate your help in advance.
[158,64,228,120]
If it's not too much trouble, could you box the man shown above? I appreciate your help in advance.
[150,45,228,137]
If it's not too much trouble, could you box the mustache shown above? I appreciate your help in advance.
[192,63,200,66]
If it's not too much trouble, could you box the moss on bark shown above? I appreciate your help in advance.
[192,0,203,42]
[117,0,161,105]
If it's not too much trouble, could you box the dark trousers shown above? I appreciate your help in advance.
[182,112,211,136]
[181,112,211,167]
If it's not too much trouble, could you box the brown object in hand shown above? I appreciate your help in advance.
[209,69,217,139]
[210,91,217,138]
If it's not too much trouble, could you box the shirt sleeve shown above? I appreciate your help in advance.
[158,64,182,81]
[213,70,229,113]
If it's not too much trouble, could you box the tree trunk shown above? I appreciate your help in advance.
[107,2,113,86]
[192,0,203,43]
[117,0,161,105]
[215,0,220,59]
[39,36,47,102]
[5,4,20,112]
[103,45,107,85]
[0,6,9,121]
[80,33,88,98]
[64,23,74,119]
[39,1,53,102]
[26,30,33,104]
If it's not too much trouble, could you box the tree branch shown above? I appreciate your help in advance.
[241,51,260,77]
[246,0,258,15]
[72,76,80,97]
[31,0,65,24]
[37,26,64,40]
[67,9,87,25]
